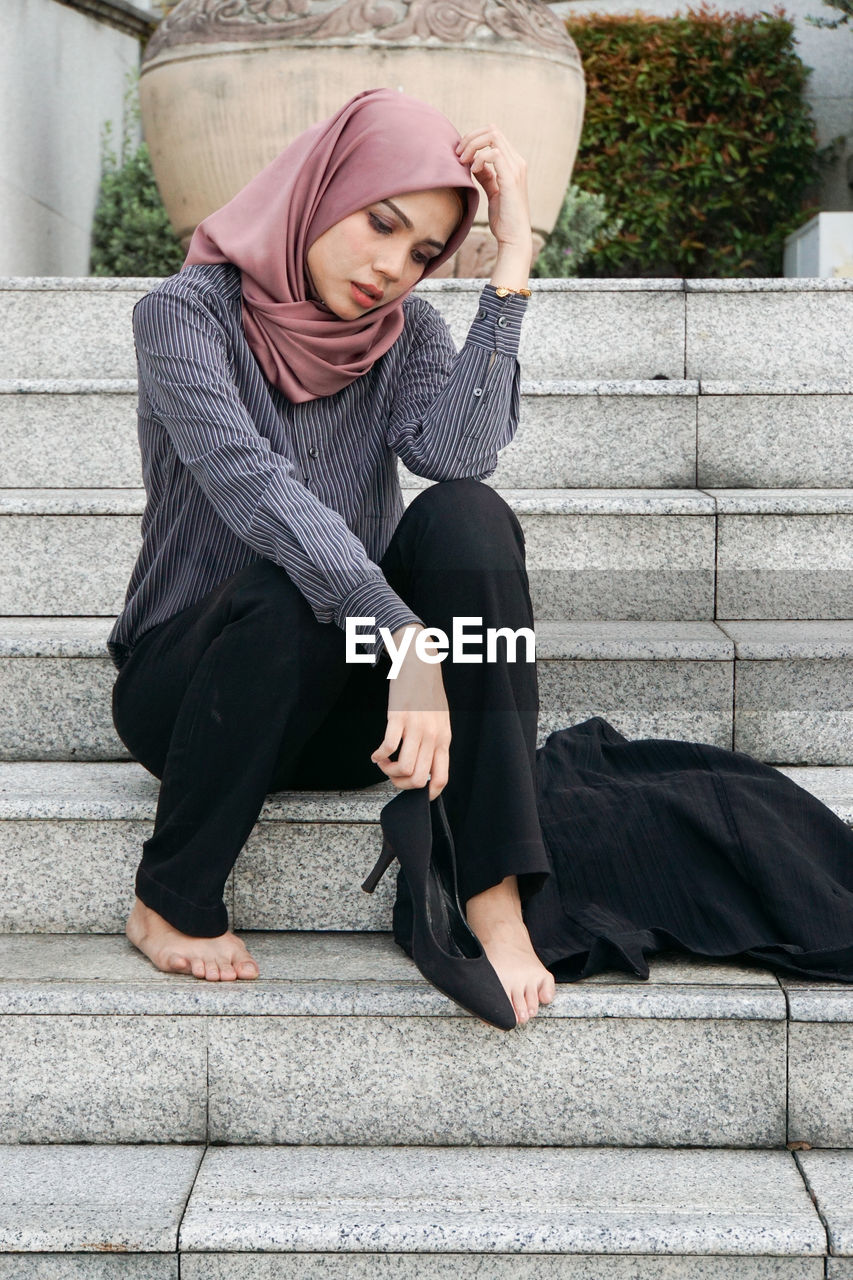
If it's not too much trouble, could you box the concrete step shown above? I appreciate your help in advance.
[0,617,735,762]
[7,377,853,490]
[2,618,850,764]
[3,487,852,621]
[0,933,791,1146]
[0,762,848,935]
[3,275,853,384]
[0,487,719,622]
[0,1143,831,1277]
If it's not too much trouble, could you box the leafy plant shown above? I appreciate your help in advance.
[805,0,852,27]
[533,185,624,277]
[564,4,833,276]
[90,74,184,278]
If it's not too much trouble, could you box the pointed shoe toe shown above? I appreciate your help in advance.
[364,786,517,1031]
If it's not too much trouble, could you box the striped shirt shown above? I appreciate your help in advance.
[107,262,528,670]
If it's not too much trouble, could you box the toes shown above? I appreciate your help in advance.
[236,959,259,979]
[164,952,191,974]
[539,971,557,1005]
[204,961,220,981]
[218,962,238,981]
[191,957,206,979]
[523,982,540,1020]
[511,990,530,1025]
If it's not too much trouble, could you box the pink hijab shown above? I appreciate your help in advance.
[183,88,479,403]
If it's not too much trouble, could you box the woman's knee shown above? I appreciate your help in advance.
[402,480,523,562]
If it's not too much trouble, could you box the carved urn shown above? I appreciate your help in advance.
[140,0,585,274]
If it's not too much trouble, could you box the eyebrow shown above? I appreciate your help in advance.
[379,199,446,252]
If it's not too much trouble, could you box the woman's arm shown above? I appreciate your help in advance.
[386,123,532,482]
[385,285,527,481]
[133,286,423,662]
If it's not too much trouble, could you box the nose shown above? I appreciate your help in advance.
[373,242,410,284]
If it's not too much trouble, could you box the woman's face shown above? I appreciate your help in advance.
[306,187,462,319]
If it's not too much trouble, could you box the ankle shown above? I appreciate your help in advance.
[466,876,522,928]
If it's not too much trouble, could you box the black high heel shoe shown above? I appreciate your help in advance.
[362,785,517,1031]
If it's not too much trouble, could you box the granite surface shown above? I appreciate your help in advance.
[534,620,732,661]
[719,621,853,660]
[208,1014,785,1146]
[0,290,146,379]
[686,291,853,381]
[0,389,141,488]
[698,395,853,488]
[178,1146,824,1255]
[0,621,746,764]
[521,512,715,621]
[536,658,733,749]
[828,1263,853,1279]
[715,514,853,620]
[0,1258,178,1278]
[0,489,145,514]
[0,1144,202,1251]
[781,974,853,1021]
[405,391,697,490]
[709,489,853,514]
[0,1015,207,1142]
[775,767,853,825]
[434,289,687,381]
[0,653,125,760]
[233,822,394,931]
[798,1150,853,1254]
[0,761,392,821]
[0,617,113,657]
[0,514,140,614]
[180,1258,823,1279]
[732,657,853,765]
[699,380,853,393]
[788,1023,853,1147]
[0,933,784,1019]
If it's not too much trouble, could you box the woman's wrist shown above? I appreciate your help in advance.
[490,239,534,293]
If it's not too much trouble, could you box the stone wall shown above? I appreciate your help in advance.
[1,0,155,277]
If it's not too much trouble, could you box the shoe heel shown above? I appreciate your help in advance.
[362,841,396,894]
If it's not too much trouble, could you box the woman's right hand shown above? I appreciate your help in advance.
[370,626,451,802]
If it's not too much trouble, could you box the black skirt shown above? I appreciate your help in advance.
[521,717,853,983]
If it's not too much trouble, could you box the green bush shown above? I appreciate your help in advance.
[532,184,624,277]
[90,81,184,278]
[564,4,832,277]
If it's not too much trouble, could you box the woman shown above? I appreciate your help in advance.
[109,87,556,1028]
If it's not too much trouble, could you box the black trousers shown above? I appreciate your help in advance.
[112,479,550,937]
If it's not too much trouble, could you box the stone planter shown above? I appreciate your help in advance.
[139,0,585,275]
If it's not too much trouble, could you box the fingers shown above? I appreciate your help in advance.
[371,717,451,799]
[456,124,525,168]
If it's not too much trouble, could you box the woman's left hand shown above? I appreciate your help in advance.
[455,125,532,253]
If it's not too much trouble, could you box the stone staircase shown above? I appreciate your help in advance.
[0,274,852,1277]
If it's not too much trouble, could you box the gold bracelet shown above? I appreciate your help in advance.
[493,285,532,298]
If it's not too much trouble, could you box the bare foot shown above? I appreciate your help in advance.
[125,897,259,981]
[466,876,555,1027]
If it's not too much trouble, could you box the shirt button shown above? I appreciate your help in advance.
[476,308,487,320]
[308,447,318,458]
[473,387,483,397]
[497,316,509,329]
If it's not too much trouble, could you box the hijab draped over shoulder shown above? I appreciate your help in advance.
[183,88,479,404]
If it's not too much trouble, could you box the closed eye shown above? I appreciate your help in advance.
[367,211,434,267]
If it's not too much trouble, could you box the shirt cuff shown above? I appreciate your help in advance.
[336,579,424,667]
[466,283,529,357]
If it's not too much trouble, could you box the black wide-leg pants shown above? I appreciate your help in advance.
[112,479,551,937]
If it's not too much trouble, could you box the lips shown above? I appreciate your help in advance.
[352,281,383,303]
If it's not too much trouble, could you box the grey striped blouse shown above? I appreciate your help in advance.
[107,262,528,669]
